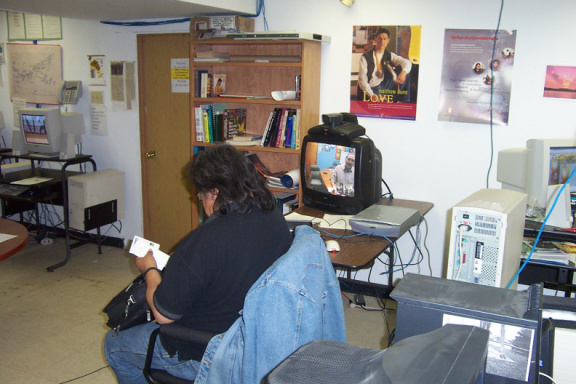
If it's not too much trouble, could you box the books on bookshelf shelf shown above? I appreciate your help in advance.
[261,107,301,149]
[195,105,249,144]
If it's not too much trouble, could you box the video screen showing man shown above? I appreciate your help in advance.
[331,152,355,196]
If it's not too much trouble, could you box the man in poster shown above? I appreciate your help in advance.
[357,28,412,103]
[350,25,420,121]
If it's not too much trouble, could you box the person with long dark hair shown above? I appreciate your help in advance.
[105,144,292,383]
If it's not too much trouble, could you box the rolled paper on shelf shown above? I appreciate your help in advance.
[281,168,300,188]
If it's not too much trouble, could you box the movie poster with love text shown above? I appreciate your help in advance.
[350,25,421,120]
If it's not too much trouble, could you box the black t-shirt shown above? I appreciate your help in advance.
[154,205,292,361]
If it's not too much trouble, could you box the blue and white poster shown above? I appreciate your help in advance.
[438,29,517,125]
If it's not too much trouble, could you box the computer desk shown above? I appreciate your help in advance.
[0,151,99,271]
[294,198,434,298]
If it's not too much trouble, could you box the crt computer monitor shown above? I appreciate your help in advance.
[497,138,576,211]
[18,107,63,155]
[300,113,382,215]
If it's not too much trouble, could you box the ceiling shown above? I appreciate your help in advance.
[0,0,256,22]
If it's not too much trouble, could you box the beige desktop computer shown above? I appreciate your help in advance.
[68,169,125,231]
[446,189,527,289]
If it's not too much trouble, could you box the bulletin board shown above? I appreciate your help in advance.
[7,43,62,105]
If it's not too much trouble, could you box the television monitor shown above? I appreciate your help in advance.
[497,138,576,212]
[18,108,84,158]
[300,113,382,215]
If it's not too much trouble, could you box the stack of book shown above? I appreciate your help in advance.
[194,104,247,143]
[522,239,576,265]
[228,133,263,146]
[260,108,301,149]
[246,153,296,189]
[193,51,230,62]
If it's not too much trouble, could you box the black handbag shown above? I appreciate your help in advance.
[103,273,156,332]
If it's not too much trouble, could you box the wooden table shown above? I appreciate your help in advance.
[294,198,434,297]
[0,218,28,262]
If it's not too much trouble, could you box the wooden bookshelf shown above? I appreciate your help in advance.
[190,38,322,229]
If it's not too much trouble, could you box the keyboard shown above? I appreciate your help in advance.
[0,184,30,196]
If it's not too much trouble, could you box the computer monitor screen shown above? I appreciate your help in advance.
[21,113,49,145]
[304,142,356,197]
[18,107,63,155]
[548,146,576,192]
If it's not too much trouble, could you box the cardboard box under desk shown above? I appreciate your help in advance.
[190,16,254,40]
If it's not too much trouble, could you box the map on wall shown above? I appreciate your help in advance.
[7,43,62,105]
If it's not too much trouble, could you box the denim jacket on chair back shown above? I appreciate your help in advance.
[194,225,347,384]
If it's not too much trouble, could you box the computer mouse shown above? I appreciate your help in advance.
[325,239,340,253]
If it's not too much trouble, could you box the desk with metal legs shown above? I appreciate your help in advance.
[295,198,434,298]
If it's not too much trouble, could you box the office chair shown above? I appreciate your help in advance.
[143,225,346,384]
[265,324,490,384]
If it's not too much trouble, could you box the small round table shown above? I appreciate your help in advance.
[0,218,28,262]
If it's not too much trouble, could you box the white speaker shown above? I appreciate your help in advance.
[59,133,77,160]
[11,130,27,155]
[545,184,573,228]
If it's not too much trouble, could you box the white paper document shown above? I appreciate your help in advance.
[129,235,170,270]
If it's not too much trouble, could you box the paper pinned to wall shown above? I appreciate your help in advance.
[90,104,108,136]
[171,58,190,93]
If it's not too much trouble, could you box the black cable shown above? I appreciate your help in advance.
[486,0,505,189]
[381,178,393,200]
[58,365,110,383]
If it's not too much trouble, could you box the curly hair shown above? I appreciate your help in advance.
[188,144,276,214]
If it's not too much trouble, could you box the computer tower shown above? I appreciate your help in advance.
[391,274,544,384]
[68,169,125,231]
[446,188,527,289]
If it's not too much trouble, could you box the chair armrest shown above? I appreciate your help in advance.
[158,323,217,346]
[143,324,218,384]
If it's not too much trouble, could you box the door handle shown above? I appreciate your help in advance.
[145,151,156,159]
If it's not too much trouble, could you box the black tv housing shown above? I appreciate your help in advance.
[300,113,382,215]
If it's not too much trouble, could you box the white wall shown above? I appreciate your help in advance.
[0,17,190,245]
[256,0,576,284]
[1,0,575,285]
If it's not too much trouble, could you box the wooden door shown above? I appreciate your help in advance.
[138,33,192,252]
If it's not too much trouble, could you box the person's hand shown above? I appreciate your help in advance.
[396,71,407,85]
[135,249,157,274]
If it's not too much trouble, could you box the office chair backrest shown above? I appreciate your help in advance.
[194,225,346,384]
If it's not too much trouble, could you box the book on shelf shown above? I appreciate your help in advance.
[199,72,213,98]
[218,94,270,100]
[194,70,208,97]
[521,239,574,265]
[194,106,205,142]
[211,103,228,142]
[246,153,287,181]
[231,133,263,142]
[213,74,226,97]
[228,55,301,63]
[195,51,230,60]
[222,108,247,140]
